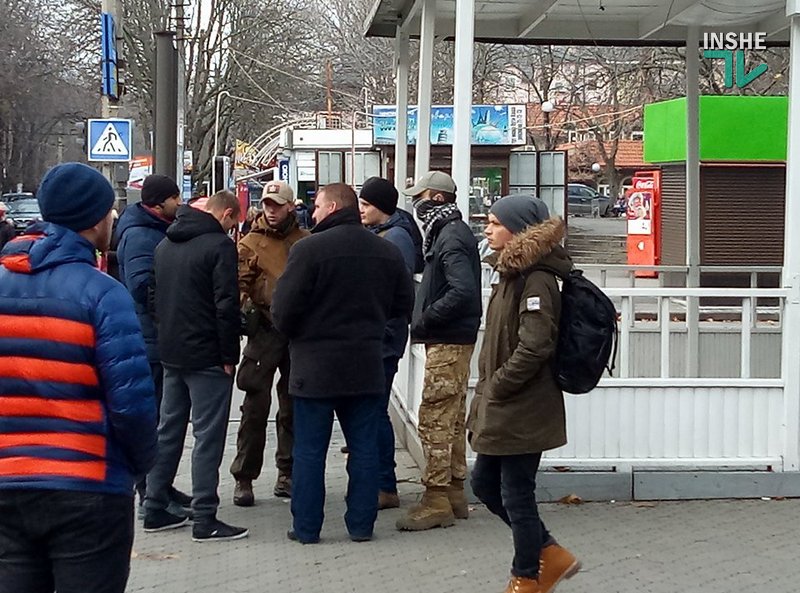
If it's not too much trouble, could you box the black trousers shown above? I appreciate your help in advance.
[0,489,134,593]
[471,453,553,579]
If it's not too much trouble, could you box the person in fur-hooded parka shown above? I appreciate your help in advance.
[467,206,572,455]
[467,194,580,593]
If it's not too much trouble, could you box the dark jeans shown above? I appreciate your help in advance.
[145,365,233,523]
[0,490,134,593]
[378,356,399,493]
[471,453,552,579]
[291,395,380,542]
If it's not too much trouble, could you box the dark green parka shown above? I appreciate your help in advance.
[467,217,573,456]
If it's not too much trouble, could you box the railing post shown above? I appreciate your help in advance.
[741,298,752,379]
[660,297,671,378]
[620,296,631,378]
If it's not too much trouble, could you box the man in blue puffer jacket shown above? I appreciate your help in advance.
[358,177,419,510]
[116,174,191,516]
[0,163,158,593]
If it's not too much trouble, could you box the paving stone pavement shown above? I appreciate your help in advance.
[128,402,800,593]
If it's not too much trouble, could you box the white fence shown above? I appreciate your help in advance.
[391,266,795,473]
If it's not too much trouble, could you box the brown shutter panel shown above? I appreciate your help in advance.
[659,164,687,266]
[700,165,785,265]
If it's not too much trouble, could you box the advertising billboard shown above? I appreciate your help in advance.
[372,105,527,146]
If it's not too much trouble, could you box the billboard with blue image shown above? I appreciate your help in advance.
[372,104,527,146]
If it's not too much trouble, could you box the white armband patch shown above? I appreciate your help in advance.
[526,297,541,311]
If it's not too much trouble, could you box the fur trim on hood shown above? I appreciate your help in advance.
[495,216,567,276]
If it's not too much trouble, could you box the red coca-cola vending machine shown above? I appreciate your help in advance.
[626,170,661,277]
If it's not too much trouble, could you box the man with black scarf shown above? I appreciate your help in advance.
[272,183,413,544]
[396,170,482,532]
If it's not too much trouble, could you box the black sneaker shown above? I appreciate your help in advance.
[192,519,249,542]
[143,509,189,532]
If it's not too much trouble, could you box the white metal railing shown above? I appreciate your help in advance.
[603,287,787,381]
[578,264,783,288]
[475,266,787,381]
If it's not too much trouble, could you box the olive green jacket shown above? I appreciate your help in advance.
[467,217,573,456]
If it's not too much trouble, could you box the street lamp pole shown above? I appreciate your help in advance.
[213,90,231,194]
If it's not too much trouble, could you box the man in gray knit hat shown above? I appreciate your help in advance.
[467,193,580,593]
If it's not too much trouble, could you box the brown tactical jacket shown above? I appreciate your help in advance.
[238,213,309,324]
[467,217,573,456]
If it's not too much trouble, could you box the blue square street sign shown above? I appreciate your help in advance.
[88,119,132,162]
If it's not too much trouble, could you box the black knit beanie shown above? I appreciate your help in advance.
[141,174,180,206]
[359,177,398,215]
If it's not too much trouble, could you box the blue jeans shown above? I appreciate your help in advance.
[145,365,233,523]
[471,453,553,579]
[378,357,399,494]
[292,395,381,542]
[0,490,133,593]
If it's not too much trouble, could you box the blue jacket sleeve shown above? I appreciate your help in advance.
[121,228,162,308]
[92,282,158,476]
[383,227,416,275]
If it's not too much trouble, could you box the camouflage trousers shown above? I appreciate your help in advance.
[230,329,293,480]
[419,343,475,488]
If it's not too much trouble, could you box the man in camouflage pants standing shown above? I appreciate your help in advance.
[396,171,482,531]
[231,181,309,505]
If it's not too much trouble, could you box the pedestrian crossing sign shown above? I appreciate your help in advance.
[88,119,132,162]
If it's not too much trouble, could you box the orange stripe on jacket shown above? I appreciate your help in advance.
[10,233,44,243]
[0,457,106,481]
[0,254,31,273]
[0,357,99,386]
[0,396,104,423]
[0,315,95,347]
[0,433,106,458]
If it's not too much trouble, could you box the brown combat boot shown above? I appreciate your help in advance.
[538,544,581,593]
[378,491,400,510]
[233,479,254,507]
[448,479,469,519]
[503,576,543,593]
[395,487,455,531]
[273,474,291,498]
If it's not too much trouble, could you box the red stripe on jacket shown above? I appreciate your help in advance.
[0,357,99,386]
[0,457,106,481]
[0,433,106,458]
[0,315,95,347]
[0,396,104,423]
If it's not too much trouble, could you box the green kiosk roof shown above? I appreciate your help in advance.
[644,96,788,163]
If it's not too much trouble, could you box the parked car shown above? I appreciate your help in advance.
[567,183,612,217]
[3,192,41,235]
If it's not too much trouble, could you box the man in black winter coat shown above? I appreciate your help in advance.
[272,183,413,544]
[145,190,248,543]
[396,170,482,532]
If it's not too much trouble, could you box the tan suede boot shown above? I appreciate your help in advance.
[395,487,455,531]
[539,544,581,593]
[448,479,469,519]
[503,576,543,593]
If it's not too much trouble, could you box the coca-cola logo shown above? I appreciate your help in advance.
[634,179,654,189]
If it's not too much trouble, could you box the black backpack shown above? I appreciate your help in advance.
[517,267,618,394]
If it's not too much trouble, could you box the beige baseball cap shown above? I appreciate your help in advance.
[402,170,457,197]
[261,180,294,205]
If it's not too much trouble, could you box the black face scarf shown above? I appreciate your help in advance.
[413,197,460,253]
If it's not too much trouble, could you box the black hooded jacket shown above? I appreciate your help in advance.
[154,205,240,369]
[411,211,482,345]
